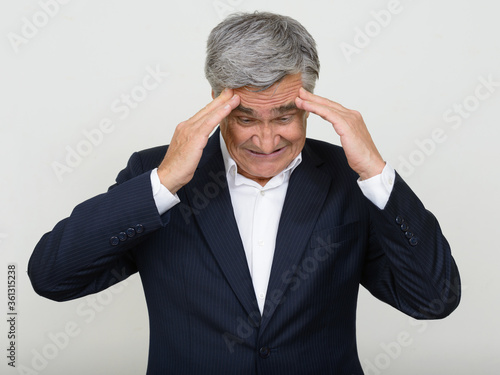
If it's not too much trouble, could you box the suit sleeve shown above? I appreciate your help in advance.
[360,172,461,319]
[28,151,171,302]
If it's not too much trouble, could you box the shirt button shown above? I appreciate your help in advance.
[388,177,394,185]
[258,240,264,247]
[258,293,265,299]
[260,191,265,196]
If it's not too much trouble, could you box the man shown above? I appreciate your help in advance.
[29,12,460,374]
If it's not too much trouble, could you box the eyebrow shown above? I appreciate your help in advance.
[272,103,299,115]
[233,103,299,117]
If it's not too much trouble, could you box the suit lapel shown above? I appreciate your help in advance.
[183,129,260,322]
[183,132,332,330]
[259,142,332,333]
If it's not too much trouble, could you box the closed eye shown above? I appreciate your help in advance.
[276,115,294,124]
[236,117,255,125]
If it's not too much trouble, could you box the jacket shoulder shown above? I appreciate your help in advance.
[305,137,344,156]
[305,138,352,168]
[134,145,169,170]
[114,145,168,185]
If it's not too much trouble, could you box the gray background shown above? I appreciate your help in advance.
[1,0,498,374]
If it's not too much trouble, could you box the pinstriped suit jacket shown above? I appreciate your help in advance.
[29,128,460,374]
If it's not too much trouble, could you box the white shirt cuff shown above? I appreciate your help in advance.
[150,168,181,215]
[357,163,395,210]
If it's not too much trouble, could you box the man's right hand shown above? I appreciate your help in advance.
[157,89,240,195]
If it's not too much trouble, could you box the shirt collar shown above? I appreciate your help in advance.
[219,131,302,189]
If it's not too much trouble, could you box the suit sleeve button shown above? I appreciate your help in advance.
[395,216,404,225]
[404,231,414,239]
[135,224,144,234]
[110,236,119,246]
[409,237,419,246]
[118,232,127,241]
[126,227,136,237]
[259,347,271,359]
[400,222,409,231]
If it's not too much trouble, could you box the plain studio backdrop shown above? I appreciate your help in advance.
[1,0,499,374]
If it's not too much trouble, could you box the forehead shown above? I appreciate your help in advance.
[233,73,303,116]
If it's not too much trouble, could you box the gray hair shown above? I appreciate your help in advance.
[205,12,320,97]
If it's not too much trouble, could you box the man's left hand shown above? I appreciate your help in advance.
[296,88,385,180]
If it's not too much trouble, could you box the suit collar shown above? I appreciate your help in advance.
[198,127,324,171]
[184,128,260,323]
[218,131,303,190]
[197,127,223,168]
[259,141,331,332]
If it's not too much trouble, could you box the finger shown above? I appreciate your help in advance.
[296,96,350,136]
[198,93,240,133]
[299,88,349,112]
[189,88,235,123]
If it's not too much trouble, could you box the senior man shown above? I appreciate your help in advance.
[29,12,460,374]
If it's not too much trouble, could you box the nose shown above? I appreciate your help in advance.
[253,123,280,154]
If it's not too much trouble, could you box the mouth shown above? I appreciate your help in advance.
[246,146,287,158]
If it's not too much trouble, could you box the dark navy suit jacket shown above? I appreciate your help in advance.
[29,129,460,374]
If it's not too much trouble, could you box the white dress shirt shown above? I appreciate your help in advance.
[218,135,303,313]
[150,134,396,314]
